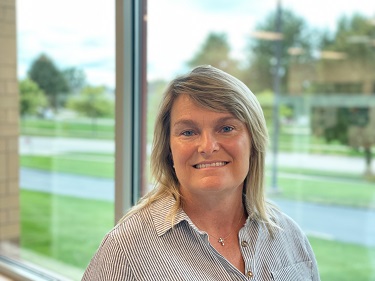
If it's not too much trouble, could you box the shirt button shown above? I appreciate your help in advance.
[247,270,253,278]
[241,241,249,247]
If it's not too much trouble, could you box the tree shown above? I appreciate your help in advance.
[321,13,375,59]
[187,33,245,80]
[28,53,68,111]
[246,9,316,93]
[19,78,48,117]
[67,85,114,118]
[62,67,87,94]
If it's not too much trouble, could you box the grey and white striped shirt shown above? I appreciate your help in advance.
[82,196,320,280]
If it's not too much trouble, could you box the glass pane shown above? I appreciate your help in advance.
[147,1,375,280]
[15,0,115,279]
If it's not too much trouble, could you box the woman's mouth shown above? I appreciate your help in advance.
[194,162,228,169]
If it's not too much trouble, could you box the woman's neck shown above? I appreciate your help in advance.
[182,191,246,236]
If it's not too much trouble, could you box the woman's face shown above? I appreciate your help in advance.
[169,94,251,198]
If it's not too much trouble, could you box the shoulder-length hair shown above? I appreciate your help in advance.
[121,65,277,230]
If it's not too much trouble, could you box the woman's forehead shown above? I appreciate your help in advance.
[170,93,229,113]
[170,94,231,117]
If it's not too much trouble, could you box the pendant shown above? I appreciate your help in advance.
[218,238,225,246]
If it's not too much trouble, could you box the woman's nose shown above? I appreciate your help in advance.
[197,132,219,155]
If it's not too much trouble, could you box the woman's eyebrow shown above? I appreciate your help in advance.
[215,116,239,124]
[172,116,240,127]
[172,119,197,128]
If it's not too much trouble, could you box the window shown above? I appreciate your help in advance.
[146,1,375,280]
[1,0,117,279]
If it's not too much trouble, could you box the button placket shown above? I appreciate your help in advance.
[239,220,256,280]
[246,270,253,278]
[241,240,249,247]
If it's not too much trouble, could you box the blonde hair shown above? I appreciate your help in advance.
[121,65,277,230]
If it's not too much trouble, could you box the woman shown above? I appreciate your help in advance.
[82,65,320,280]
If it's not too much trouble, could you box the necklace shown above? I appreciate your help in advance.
[203,212,244,246]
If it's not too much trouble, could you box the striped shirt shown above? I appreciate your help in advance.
[82,196,320,280]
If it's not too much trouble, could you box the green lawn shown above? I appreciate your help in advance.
[20,190,375,280]
[267,173,375,209]
[21,153,114,178]
[20,190,114,270]
[277,166,363,181]
[21,118,114,139]
[309,237,375,281]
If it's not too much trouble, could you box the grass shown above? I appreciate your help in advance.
[20,190,375,280]
[21,118,114,139]
[21,153,114,178]
[20,190,114,270]
[309,237,375,281]
[267,174,375,209]
[276,166,363,181]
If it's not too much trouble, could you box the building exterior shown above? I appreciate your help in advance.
[0,0,20,248]
[288,58,375,95]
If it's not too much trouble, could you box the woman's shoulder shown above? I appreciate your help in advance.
[92,208,151,263]
[110,196,175,245]
[82,203,158,279]
[112,205,152,240]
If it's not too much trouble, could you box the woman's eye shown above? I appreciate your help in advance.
[221,126,234,133]
[181,130,194,136]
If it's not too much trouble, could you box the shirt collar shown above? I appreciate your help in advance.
[150,195,191,237]
[150,195,255,239]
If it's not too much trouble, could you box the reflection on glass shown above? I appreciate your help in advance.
[148,1,375,280]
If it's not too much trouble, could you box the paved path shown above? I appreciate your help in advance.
[21,168,115,201]
[21,167,375,247]
[19,136,114,155]
[274,199,375,247]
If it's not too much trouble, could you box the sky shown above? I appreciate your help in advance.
[16,0,375,88]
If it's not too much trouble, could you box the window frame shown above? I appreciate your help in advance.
[115,0,148,223]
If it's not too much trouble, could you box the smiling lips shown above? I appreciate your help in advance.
[194,161,229,169]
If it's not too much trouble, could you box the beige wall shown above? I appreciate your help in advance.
[0,0,20,244]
